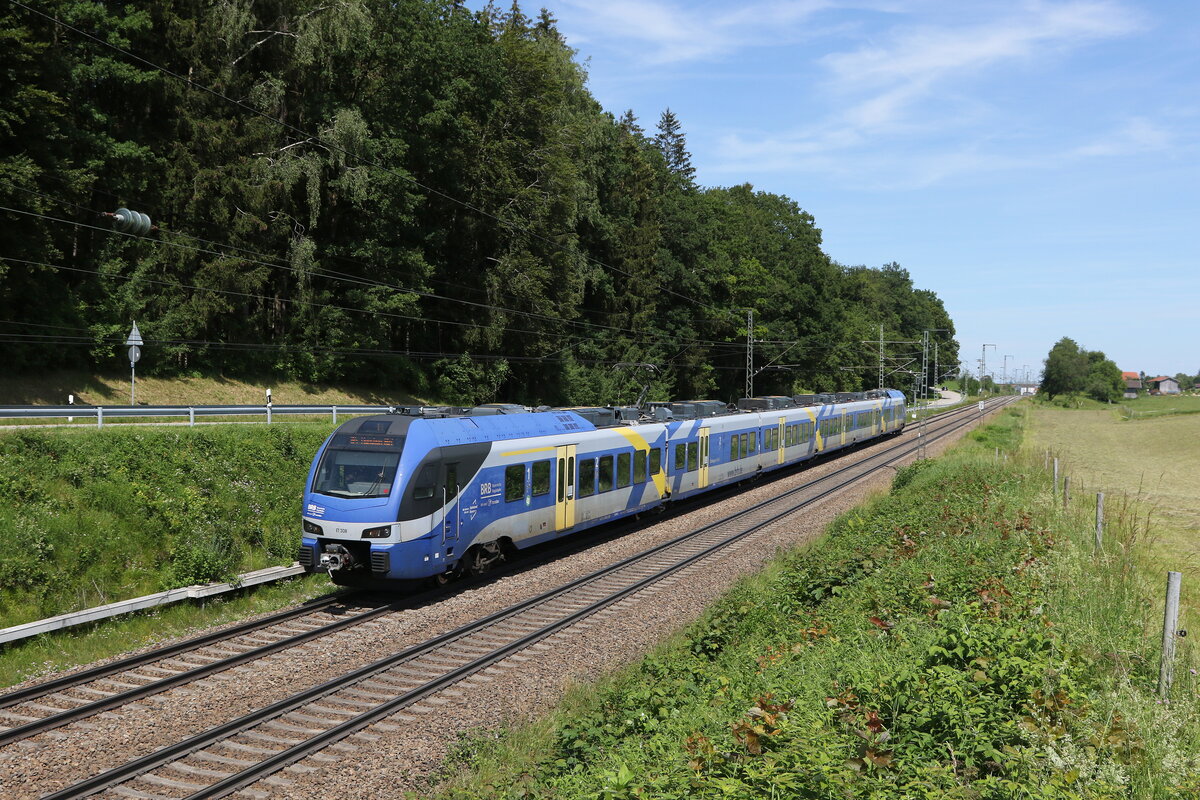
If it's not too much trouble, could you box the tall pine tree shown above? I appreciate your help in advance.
[654,108,696,188]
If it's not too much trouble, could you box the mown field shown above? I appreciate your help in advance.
[424,407,1200,799]
[1024,401,1200,609]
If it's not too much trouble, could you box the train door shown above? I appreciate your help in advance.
[777,418,786,465]
[698,428,710,489]
[442,462,460,544]
[555,444,576,532]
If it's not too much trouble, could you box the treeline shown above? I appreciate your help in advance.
[1,0,958,405]
[1040,337,1123,402]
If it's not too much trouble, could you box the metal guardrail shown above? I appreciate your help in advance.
[0,564,307,645]
[0,404,394,426]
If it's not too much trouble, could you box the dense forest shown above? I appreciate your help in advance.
[1,0,958,406]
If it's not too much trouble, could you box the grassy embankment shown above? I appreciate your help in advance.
[426,406,1200,799]
[0,423,341,687]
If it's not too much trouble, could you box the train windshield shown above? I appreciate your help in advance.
[312,434,405,499]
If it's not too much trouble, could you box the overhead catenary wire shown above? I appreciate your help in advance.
[0,203,751,353]
[8,0,740,324]
[0,2,929,397]
[0,325,760,372]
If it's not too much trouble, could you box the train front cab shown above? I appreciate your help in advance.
[299,415,494,585]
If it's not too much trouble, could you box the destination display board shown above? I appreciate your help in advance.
[332,433,406,451]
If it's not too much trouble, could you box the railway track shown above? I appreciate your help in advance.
[34,396,1015,800]
[0,593,406,748]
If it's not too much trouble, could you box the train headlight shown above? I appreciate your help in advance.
[362,525,391,539]
[303,519,323,535]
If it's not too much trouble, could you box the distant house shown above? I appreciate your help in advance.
[1150,376,1181,395]
[1121,371,1142,399]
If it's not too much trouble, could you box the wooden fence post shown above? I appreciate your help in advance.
[1160,571,1183,700]
[1062,476,1070,509]
[1095,493,1104,551]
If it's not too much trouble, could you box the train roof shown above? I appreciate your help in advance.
[332,389,905,446]
[333,409,598,447]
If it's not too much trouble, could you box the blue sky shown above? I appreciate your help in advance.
[515,0,1200,381]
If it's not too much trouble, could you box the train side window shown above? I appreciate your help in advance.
[599,455,614,492]
[578,459,596,497]
[687,442,698,471]
[445,463,459,501]
[649,448,661,475]
[739,433,748,457]
[532,460,551,496]
[617,452,631,488]
[730,434,739,461]
[634,450,647,483]
[504,464,525,502]
[749,432,757,453]
[674,443,686,471]
[413,465,437,501]
[557,458,565,502]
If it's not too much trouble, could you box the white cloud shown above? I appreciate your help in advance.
[556,0,831,65]
[707,2,1148,188]
[824,1,1141,129]
[1071,118,1172,157]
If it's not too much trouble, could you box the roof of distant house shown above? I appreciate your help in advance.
[1122,371,1139,380]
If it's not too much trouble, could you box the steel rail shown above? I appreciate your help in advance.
[42,395,1013,800]
[0,594,405,747]
[0,594,347,711]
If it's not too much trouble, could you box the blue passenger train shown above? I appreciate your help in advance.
[299,390,906,587]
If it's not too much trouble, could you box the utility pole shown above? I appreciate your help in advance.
[745,309,754,399]
[878,324,885,390]
[1003,354,1013,385]
[980,344,996,395]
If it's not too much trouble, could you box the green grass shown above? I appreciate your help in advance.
[1024,404,1200,611]
[0,574,334,689]
[422,407,1200,799]
[0,423,336,628]
[1118,394,1200,420]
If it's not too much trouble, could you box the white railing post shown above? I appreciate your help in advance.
[97,406,103,428]
[332,405,338,425]
[189,407,195,427]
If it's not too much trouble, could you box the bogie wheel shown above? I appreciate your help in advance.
[463,541,507,577]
